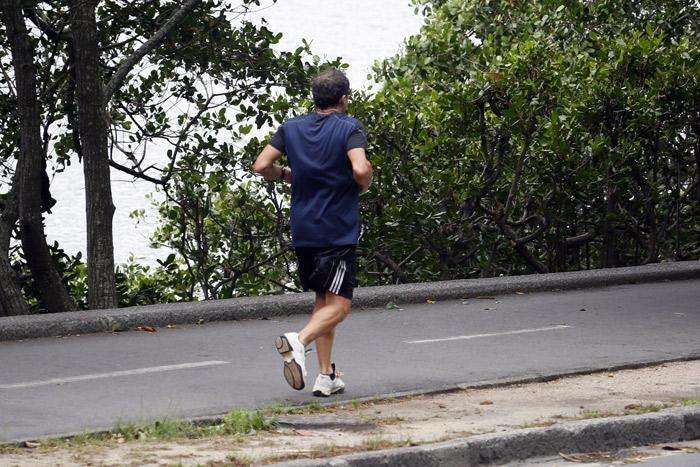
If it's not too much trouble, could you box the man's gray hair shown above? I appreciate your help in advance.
[311,68,350,110]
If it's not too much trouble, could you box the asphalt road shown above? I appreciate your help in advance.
[1,276,699,445]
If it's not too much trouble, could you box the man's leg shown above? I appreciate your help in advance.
[299,291,350,375]
[277,246,354,392]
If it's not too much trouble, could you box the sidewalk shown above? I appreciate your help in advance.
[270,360,700,466]
[1,360,699,466]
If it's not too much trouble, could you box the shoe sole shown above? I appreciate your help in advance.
[312,387,345,397]
[276,335,305,390]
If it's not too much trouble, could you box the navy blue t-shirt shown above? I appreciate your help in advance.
[268,112,367,247]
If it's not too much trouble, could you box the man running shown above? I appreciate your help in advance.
[253,68,372,396]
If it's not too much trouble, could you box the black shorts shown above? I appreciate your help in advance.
[295,245,357,300]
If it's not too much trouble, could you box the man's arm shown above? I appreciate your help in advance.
[347,147,372,194]
[254,144,291,183]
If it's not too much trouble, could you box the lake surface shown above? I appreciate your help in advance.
[44,0,424,267]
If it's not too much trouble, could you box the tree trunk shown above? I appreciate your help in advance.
[69,0,118,309]
[1,0,77,313]
[0,185,30,316]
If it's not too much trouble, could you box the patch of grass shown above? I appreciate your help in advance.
[579,409,620,419]
[578,402,670,420]
[12,409,280,451]
[266,403,304,415]
[112,416,199,441]
[306,400,326,413]
[342,398,366,410]
[266,401,334,416]
[681,399,700,406]
[623,403,666,415]
[0,445,23,455]
[218,410,278,435]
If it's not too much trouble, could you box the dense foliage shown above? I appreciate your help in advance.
[121,0,700,300]
[351,0,700,283]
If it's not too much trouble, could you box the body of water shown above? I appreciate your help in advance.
[45,0,424,267]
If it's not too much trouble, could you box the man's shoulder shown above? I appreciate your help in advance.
[330,113,364,129]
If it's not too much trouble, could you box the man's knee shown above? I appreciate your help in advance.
[337,303,350,321]
[327,293,351,322]
[329,303,349,324]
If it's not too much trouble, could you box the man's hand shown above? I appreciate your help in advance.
[282,166,292,183]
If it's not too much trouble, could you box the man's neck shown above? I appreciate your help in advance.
[317,106,344,115]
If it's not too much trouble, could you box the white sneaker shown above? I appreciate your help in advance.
[312,364,345,397]
[275,332,307,390]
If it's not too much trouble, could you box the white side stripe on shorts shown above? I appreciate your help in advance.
[330,260,346,295]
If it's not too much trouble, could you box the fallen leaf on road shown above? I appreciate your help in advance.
[426,300,436,304]
[479,401,494,405]
[24,441,40,448]
[292,430,314,437]
[625,403,639,410]
[111,322,129,333]
[516,292,525,295]
[478,296,495,299]
[139,326,157,332]
[438,404,447,409]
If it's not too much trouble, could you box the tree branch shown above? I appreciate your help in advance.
[103,0,201,104]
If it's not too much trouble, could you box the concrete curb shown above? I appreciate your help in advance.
[1,261,699,341]
[272,405,700,466]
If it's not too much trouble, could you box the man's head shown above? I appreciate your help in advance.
[311,68,350,110]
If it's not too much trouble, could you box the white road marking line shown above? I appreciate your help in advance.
[404,325,572,344]
[0,361,230,390]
